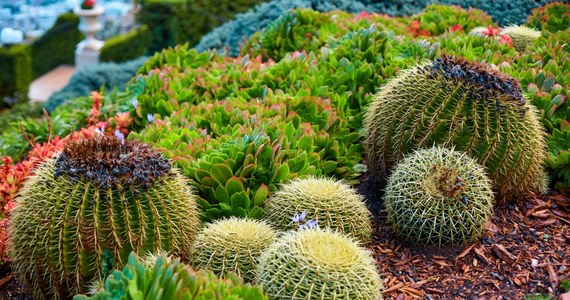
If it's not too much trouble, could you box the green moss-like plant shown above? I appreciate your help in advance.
[384,146,494,246]
[500,25,542,51]
[364,55,547,203]
[264,177,372,242]
[9,136,201,299]
[190,217,277,283]
[255,228,383,300]
[74,252,268,300]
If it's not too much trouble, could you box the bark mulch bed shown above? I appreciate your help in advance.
[367,186,570,300]
[0,186,568,300]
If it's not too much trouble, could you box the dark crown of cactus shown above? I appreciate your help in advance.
[364,55,547,203]
[54,136,172,189]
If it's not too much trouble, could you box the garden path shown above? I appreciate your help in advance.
[28,65,75,103]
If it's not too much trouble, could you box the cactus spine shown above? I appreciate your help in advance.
[384,146,495,246]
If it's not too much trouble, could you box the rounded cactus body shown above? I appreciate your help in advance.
[364,55,547,203]
[500,25,541,51]
[190,217,277,283]
[9,137,201,299]
[264,177,372,242]
[384,147,495,246]
[255,228,383,300]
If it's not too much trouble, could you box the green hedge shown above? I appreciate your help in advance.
[100,26,151,63]
[31,12,82,79]
[0,45,32,107]
[136,0,265,54]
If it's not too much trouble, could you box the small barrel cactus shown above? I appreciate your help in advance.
[500,25,541,51]
[74,252,268,300]
[190,217,277,283]
[264,177,372,242]
[364,55,547,203]
[9,136,201,299]
[384,146,495,246]
[255,228,383,300]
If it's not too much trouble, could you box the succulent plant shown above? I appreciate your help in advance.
[384,146,495,246]
[9,136,201,299]
[500,25,542,51]
[264,177,372,242]
[364,55,547,203]
[74,252,268,300]
[191,217,277,283]
[255,228,383,300]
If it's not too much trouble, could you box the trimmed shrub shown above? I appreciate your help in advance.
[384,146,495,246]
[100,26,151,63]
[44,57,147,112]
[9,136,201,299]
[74,252,268,300]
[264,177,372,242]
[364,55,548,203]
[191,217,277,282]
[136,0,265,54]
[255,228,383,300]
[31,12,82,79]
[0,45,32,107]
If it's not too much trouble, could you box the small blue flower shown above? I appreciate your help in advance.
[305,219,318,229]
[114,130,125,143]
[147,113,154,123]
[291,210,306,223]
[131,98,138,108]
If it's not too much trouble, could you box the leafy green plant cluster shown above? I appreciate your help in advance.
[526,2,570,33]
[74,252,268,300]
[0,45,31,106]
[406,4,495,37]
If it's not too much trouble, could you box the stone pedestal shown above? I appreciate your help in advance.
[74,5,105,68]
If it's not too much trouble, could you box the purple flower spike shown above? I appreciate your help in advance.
[305,219,318,229]
[147,114,154,123]
[291,210,306,223]
[114,130,125,143]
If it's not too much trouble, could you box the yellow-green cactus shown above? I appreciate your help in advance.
[500,25,541,51]
[264,177,372,242]
[190,217,277,283]
[9,136,201,299]
[255,228,383,300]
[384,146,495,246]
[364,55,547,204]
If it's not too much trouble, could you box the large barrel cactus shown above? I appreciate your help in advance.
[384,146,495,246]
[9,136,201,299]
[264,177,372,243]
[255,228,383,300]
[364,55,547,203]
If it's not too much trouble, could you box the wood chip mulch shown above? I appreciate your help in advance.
[368,189,570,300]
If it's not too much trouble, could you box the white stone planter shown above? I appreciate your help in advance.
[74,5,105,67]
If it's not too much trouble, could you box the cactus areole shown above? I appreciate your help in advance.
[9,136,201,300]
[364,55,547,203]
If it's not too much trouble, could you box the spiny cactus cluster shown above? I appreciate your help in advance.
[9,136,201,299]
[364,55,547,203]
[264,177,372,242]
[74,252,268,300]
[255,228,383,300]
[191,217,277,283]
[384,147,495,246]
[500,25,542,51]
